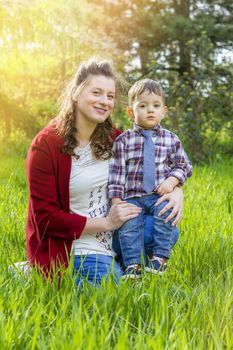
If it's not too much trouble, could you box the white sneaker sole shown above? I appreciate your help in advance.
[122,274,142,280]
[145,266,166,276]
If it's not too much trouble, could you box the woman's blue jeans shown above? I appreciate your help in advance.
[73,254,123,287]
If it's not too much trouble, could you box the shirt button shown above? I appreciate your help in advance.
[138,182,141,185]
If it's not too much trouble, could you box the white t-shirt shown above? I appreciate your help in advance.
[70,143,114,256]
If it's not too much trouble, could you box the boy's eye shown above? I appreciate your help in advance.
[140,104,146,108]
[93,91,100,95]
[108,95,115,100]
[154,104,160,107]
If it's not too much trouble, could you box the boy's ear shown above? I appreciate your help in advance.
[162,106,168,118]
[127,106,134,120]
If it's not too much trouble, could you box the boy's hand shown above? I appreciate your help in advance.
[111,198,123,205]
[156,176,180,195]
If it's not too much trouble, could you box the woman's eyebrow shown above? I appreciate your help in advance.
[92,87,115,93]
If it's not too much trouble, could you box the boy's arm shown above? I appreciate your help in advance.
[168,136,192,186]
[108,138,126,201]
[111,198,123,204]
[156,176,180,195]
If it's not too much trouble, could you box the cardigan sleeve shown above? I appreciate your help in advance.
[26,132,87,240]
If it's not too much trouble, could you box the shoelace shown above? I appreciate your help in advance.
[126,264,141,271]
[151,256,167,265]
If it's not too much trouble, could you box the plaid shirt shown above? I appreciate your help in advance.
[108,124,192,200]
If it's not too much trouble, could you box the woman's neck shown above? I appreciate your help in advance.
[77,133,92,148]
[75,116,97,148]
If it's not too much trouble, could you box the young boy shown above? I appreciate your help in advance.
[108,79,192,278]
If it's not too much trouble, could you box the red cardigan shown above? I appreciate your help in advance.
[26,124,121,274]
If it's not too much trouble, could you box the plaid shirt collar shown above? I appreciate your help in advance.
[133,123,162,136]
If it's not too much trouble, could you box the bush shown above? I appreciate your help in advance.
[0,123,31,158]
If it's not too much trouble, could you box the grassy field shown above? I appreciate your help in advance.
[0,156,232,350]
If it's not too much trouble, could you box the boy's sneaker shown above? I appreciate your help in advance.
[145,256,168,275]
[122,264,142,279]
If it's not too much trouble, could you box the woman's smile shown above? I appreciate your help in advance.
[93,106,108,115]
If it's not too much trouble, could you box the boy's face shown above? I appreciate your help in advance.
[128,91,167,129]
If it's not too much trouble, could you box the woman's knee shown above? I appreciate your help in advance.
[74,255,123,286]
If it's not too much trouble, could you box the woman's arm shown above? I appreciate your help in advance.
[155,186,184,226]
[27,136,87,240]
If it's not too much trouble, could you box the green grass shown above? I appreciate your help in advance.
[0,156,232,349]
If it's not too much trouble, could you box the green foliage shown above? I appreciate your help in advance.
[0,156,232,349]
[0,0,232,162]
[0,123,31,157]
[92,0,233,162]
[0,0,113,136]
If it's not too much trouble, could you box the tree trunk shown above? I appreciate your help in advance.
[174,0,192,77]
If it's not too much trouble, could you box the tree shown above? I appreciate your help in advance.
[0,0,232,161]
[0,0,109,135]
[89,0,233,161]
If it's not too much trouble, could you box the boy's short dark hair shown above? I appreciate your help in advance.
[128,79,165,106]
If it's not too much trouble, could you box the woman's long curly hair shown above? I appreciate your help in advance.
[54,58,119,160]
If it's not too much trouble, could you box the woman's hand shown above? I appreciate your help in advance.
[106,201,141,230]
[83,202,141,235]
[155,186,184,226]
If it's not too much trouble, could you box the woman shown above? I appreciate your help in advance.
[26,58,183,284]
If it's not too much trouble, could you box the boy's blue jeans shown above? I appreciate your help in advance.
[113,216,179,269]
[73,195,179,285]
[115,193,178,268]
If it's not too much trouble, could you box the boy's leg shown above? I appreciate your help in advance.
[113,215,179,267]
[144,215,179,257]
[147,194,174,259]
[117,198,144,268]
[112,230,124,266]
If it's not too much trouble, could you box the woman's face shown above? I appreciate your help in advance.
[75,74,116,127]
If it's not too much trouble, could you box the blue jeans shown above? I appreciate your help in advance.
[115,193,179,267]
[73,199,179,285]
[73,254,123,287]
